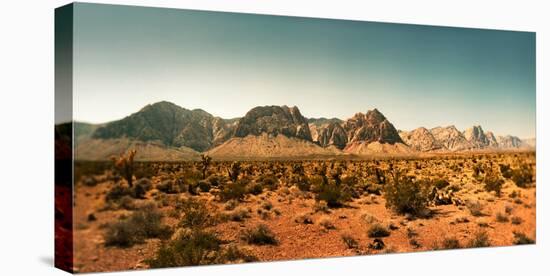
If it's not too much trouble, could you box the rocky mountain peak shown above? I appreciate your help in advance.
[464,125,489,148]
[399,127,443,152]
[92,101,235,152]
[343,109,403,145]
[233,105,312,141]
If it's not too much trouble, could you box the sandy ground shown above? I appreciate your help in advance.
[71,153,536,273]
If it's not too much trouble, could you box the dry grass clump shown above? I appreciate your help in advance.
[367,223,390,238]
[104,204,171,247]
[513,232,535,245]
[341,234,359,249]
[466,200,485,217]
[319,216,336,230]
[241,224,278,245]
[468,231,491,248]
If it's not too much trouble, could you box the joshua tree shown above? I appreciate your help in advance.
[199,154,212,179]
[227,161,241,182]
[111,149,137,187]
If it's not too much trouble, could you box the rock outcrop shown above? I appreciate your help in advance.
[399,127,444,152]
[430,126,473,151]
[233,105,312,141]
[343,109,403,145]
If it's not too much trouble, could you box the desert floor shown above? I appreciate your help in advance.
[71,152,536,273]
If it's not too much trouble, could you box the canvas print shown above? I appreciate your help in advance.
[55,3,536,273]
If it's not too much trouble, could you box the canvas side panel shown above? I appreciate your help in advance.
[55,3,74,273]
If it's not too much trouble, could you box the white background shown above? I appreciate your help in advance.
[0,0,547,275]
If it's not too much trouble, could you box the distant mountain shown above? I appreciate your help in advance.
[430,125,473,151]
[343,109,404,145]
[497,135,523,149]
[233,105,312,141]
[92,101,236,152]
[464,125,490,148]
[72,101,534,160]
[399,127,444,152]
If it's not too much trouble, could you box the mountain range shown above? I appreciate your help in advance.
[73,101,535,160]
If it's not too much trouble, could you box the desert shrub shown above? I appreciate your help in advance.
[319,217,336,230]
[157,180,179,194]
[104,219,137,247]
[104,204,170,247]
[483,172,504,197]
[147,229,221,268]
[241,224,278,245]
[367,223,390,238]
[82,176,98,187]
[294,175,311,192]
[499,164,513,179]
[258,174,279,191]
[220,180,248,201]
[441,237,461,249]
[511,216,523,225]
[513,232,535,245]
[313,200,330,213]
[178,198,212,228]
[315,182,350,208]
[222,207,250,222]
[261,201,273,211]
[223,199,238,211]
[132,178,152,199]
[134,164,155,179]
[197,180,211,193]
[495,212,509,223]
[433,178,450,190]
[119,195,136,210]
[294,213,314,224]
[221,245,259,263]
[466,200,485,217]
[468,231,491,248]
[206,175,222,187]
[511,164,534,188]
[341,234,359,249]
[105,185,133,202]
[384,172,431,216]
[246,181,264,195]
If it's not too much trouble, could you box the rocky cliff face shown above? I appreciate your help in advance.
[497,135,523,148]
[343,109,403,145]
[464,125,490,148]
[233,105,312,141]
[314,122,348,149]
[430,126,473,151]
[92,101,235,152]
[485,131,499,147]
[399,127,443,152]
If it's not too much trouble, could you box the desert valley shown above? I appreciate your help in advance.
[57,101,536,272]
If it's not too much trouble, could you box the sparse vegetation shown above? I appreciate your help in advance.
[241,224,278,245]
[513,232,535,245]
[104,204,170,247]
[367,223,390,238]
[384,171,431,216]
[468,231,491,248]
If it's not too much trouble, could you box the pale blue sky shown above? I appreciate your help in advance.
[72,3,536,138]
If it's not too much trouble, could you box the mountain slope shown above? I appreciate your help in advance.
[234,105,312,141]
[399,127,444,152]
[208,133,342,159]
[92,101,236,152]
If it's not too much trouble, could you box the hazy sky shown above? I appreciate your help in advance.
[73,3,536,138]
